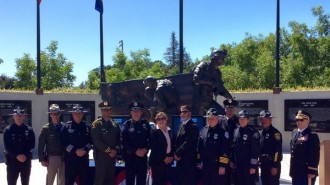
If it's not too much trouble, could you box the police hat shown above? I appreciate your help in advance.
[238,110,249,118]
[9,106,28,116]
[98,101,111,110]
[129,102,144,111]
[259,110,274,118]
[68,104,88,113]
[204,108,220,117]
[223,99,238,108]
[48,104,63,113]
[295,110,311,120]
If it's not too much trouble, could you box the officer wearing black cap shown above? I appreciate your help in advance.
[121,102,151,185]
[3,106,35,185]
[198,108,230,185]
[61,104,92,185]
[38,104,65,185]
[259,110,282,185]
[230,110,260,185]
[290,110,320,185]
[91,101,120,185]
[193,49,233,115]
[223,99,239,185]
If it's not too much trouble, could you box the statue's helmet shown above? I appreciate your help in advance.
[143,76,157,88]
[210,49,227,61]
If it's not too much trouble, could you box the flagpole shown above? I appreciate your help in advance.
[36,0,43,95]
[100,12,105,83]
[179,0,183,74]
[273,0,281,94]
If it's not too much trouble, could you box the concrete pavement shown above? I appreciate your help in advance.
[0,153,319,185]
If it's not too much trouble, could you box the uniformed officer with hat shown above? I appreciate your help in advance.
[91,101,120,185]
[230,110,260,185]
[38,104,65,185]
[61,104,92,185]
[289,110,320,185]
[121,102,151,185]
[3,106,35,185]
[259,110,282,185]
[198,108,230,185]
[223,99,239,185]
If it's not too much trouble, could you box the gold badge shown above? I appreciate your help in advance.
[274,133,281,141]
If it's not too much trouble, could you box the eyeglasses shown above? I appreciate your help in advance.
[296,119,305,122]
[180,111,190,114]
[156,117,166,121]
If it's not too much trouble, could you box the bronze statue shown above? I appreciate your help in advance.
[193,49,233,115]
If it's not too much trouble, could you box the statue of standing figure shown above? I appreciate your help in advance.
[193,49,233,115]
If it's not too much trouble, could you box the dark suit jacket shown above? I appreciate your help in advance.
[289,127,320,178]
[174,119,199,164]
[149,127,174,166]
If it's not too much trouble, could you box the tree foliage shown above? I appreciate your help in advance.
[14,41,76,90]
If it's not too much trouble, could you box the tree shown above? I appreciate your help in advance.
[14,41,76,90]
[0,74,15,89]
[163,32,192,74]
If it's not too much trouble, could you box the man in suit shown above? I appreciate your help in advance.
[290,110,320,185]
[174,105,199,185]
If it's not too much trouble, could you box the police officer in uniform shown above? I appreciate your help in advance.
[38,104,65,185]
[91,101,121,185]
[198,108,230,185]
[259,110,282,185]
[223,99,239,185]
[121,102,151,185]
[290,110,320,185]
[3,106,35,185]
[61,104,92,185]
[230,110,260,185]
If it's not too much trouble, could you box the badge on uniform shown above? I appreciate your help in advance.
[214,134,218,139]
[243,134,248,140]
[68,129,74,133]
[225,132,229,139]
[298,135,308,141]
[143,124,147,129]
[265,133,269,139]
[129,127,135,132]
[274,133,281,141]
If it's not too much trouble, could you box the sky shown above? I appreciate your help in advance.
[0,0,329,86]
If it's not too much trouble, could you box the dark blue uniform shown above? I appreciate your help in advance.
[3,124,35,185]
[259,125,282,185]
[198,123,230,185]
[231,125,260,185]
[225,115,239,185]
[121,119,151,185]
[290,128,320,185]
[61,121,92,185]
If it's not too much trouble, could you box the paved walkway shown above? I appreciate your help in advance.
[0,153,319,185]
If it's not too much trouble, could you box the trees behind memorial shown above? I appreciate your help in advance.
[14,41,76,90]
[86,6,329,90]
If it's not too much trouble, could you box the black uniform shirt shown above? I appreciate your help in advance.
[4,124,35,158]
[232,125,260,169]
[121,119,151,156]
[61,121,92,157]
[260,125,282,168]
[198,123,230,168]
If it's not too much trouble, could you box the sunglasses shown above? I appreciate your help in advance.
[296,119,305,122]
[156,117,166,121]
[180,111,190,114]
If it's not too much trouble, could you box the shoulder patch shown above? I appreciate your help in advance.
[274,133,281,141]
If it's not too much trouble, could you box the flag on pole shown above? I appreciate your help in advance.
[38,0,42,4]
[95,0,103,14]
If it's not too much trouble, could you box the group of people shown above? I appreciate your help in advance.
[3,99,320,185]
